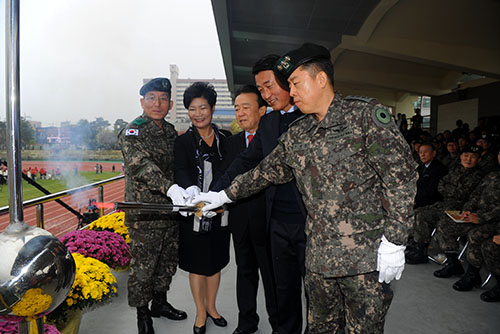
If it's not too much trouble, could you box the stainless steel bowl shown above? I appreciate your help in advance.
[0,226,75,316]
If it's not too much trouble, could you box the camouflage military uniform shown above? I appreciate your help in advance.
[478,152,498,176]
[466,222,500,270]
[482,224,500,277]
[226,93,417,333]
[439,153,460,171]
[413,165,482,243]
[119,114,179,307]
[436,170,500,253]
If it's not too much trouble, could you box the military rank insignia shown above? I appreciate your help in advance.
[372,107,392,127]
[276,56,292,73]
[125,129,139,136]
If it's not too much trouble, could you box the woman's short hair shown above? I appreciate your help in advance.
[183,82,217,109]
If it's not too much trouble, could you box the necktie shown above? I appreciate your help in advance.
[247,134,254,144]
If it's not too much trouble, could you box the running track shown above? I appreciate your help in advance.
[0,161,124,238]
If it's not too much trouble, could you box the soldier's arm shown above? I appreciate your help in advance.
[119,133,173,196]
[213,127,265,191]
[363,102,418,245]
[225,138,294,201]
[476,175,500,224]
[461,179,484,213]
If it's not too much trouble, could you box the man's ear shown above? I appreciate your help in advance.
[140,98,145,110]
[258,105,267,117]
[317,71,328,88]
[168,100,174,111]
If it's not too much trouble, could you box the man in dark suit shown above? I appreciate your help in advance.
[414,142,448,209]
[214,55,307,334]
[223,85,277,334]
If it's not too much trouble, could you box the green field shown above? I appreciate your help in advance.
[0,171,121,207]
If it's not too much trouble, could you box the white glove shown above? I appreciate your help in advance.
[167,184,190,206]
[193,190,232,216]
[377,235,406,284]
[185,185,201,204]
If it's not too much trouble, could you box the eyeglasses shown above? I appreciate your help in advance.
[144,95,170,103]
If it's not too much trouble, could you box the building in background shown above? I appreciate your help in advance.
[144,65,236,132]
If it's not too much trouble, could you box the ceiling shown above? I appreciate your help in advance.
[211,0,500,107]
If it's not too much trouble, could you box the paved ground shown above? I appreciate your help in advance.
[80,246,500,334]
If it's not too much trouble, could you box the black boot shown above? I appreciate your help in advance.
[137,306,155,334]
[433,252,464,278]
[150,291,187,320]
[453,265,481,291]
[480,279,500,303]
[405,243,429,264]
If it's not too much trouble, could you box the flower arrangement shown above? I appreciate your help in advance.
[11,288,52,318]
[0,321,60,334]
[61,230,130,269]
[64,253,117,309]
[46,253,117,328]
[86,212,129,243]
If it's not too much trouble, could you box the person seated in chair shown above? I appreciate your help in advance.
[407,144,482,264]
[433,146,500,279]
[439,138,461,171]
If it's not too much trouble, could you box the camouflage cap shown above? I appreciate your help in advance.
[274,43,331,87]
[461,144,483,156]
[139,77,172,97]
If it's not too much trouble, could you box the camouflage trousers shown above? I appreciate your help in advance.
[482,236,500,277]
[435,217,478,253]
[413,203,444,243]
[304,270,393,334]
[128,222,179,307]
[466,223,499,268]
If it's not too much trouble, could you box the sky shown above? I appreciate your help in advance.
[0,0,226,126]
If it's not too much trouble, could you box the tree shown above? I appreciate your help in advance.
[96,128,118,150]
[20,117,35,146]
[113,119,128,136]
[0,121,5,149]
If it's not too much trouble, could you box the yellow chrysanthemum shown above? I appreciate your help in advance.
[12,288,52,317]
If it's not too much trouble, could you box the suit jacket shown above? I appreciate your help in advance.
[214,110,307,223]
[415,158,448,208]
[223,132,267,244]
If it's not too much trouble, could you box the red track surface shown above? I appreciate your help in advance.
[0,161,125,238]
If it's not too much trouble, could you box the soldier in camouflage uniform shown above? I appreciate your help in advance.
[119,78,187,334]
[406,145,483,264]
[439,138,461,170]
[449,149,500,302]
[195,43,417,334]
[433,147,500,280]
[476,135,498,176]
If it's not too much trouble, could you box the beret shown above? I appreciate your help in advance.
[461,144,483,156]
[139,77,172,96]
[274,43,331,87]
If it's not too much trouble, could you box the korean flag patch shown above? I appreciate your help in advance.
[125,129,139,136]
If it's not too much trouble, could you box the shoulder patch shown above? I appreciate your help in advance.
[345,95,375,103]
[125,129,139,136]
[372,106,392,127]
[132,118,147,126]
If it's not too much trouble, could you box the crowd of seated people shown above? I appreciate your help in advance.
[403,116,500,303]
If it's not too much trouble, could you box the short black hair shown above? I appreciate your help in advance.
[183,82,217,109]
[252,55,280,75]
[419,142,436,151]
[235,85,267,108]
[300,58,334,87]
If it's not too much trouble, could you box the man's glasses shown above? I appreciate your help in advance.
[144,95,170,103]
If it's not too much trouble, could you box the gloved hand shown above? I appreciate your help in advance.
[193,190,232,216]
[167,184,190,206]
[377,235,406,284]
[179,185,201,217]
[185,185,201,204]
